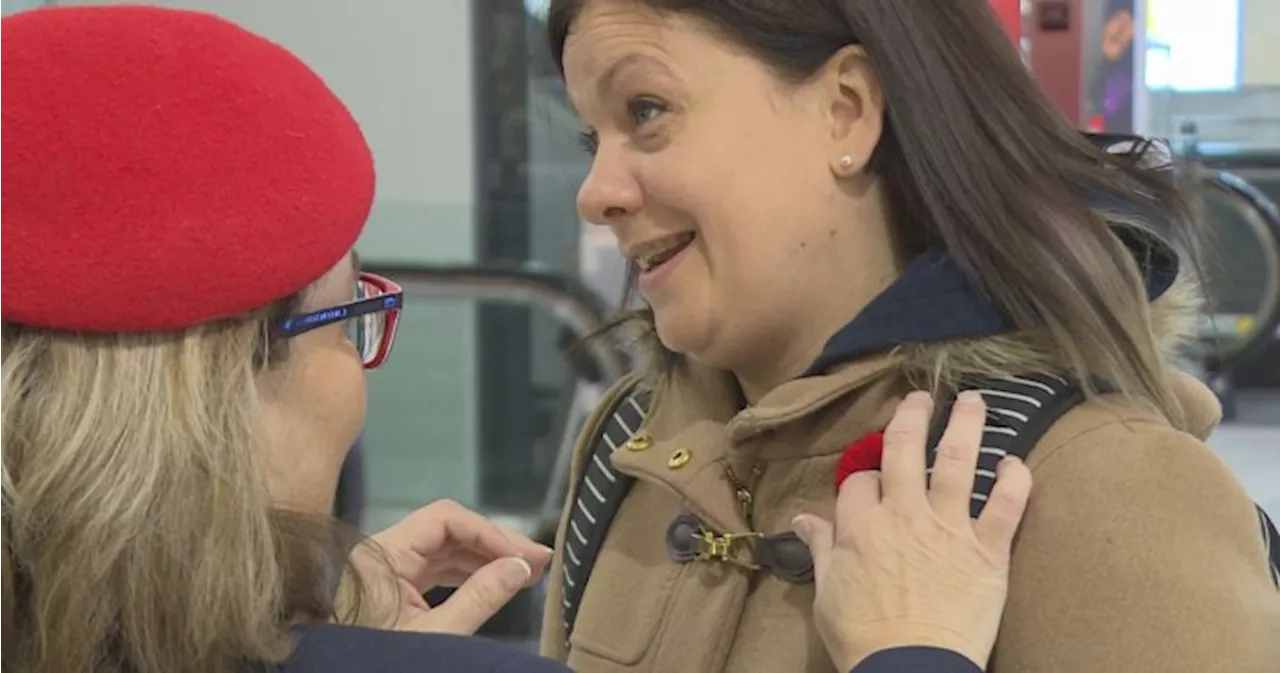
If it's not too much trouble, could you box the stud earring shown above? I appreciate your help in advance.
[838,155,854,170]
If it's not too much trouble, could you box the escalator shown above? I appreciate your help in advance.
[1187,146,1280,393]
[1191,167,1280,418]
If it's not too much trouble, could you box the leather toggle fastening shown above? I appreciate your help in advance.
[664,512,815,583]
[755,532,814,584]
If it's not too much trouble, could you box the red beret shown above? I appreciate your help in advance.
[1,6,374,332]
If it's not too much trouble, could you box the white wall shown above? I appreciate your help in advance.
[50,0,483,522]
[1241,0,1280,86]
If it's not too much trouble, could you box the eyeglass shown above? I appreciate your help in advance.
[274,271,404,369]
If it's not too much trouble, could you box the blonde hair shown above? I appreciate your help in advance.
[1,300,373,673]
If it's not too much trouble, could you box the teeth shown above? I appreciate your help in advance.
[635,232,695,271]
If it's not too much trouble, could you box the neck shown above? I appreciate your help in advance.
[733,243,907,405]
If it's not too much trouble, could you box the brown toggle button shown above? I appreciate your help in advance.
[624,434,653,451]
[667,448,692,469]
[755,532,814,584]
[665,513,702,563]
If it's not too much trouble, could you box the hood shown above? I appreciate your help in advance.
[1166,369,1223,440]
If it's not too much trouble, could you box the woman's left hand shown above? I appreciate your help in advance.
[354,499,554,635]
[793,391,1032,671]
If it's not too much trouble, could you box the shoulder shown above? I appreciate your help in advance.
[1029,393,1240,484]
[1026,394,1257,524]
[279,624,569,673]
[1012,393,1278,599]
[995,396,1280,671]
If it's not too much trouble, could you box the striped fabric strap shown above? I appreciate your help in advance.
[561,383,650,641]
[927,374,1086,519]
[1258,505,1280,589]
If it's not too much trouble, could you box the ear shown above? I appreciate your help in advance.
[820,46,884,178]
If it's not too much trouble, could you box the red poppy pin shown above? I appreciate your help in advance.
[834,430,885,492]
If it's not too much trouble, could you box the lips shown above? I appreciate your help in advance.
[633,231,696,272]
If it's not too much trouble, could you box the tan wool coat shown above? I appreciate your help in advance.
[540,321,1280,672]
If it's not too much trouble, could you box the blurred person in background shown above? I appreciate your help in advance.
[0,5,1044,673]
[540,1,1280,672]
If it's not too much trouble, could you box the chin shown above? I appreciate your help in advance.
[652,310,714,363]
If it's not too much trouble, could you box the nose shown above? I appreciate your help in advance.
[577,153,642,226]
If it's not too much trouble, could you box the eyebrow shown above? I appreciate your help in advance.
[596,52,673,98]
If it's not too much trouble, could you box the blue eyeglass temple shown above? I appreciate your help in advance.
[275,293,402,340]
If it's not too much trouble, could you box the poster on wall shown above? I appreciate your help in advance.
[1084,0,1138,133]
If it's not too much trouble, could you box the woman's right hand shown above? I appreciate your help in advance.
[348,499,552,635]
[792,391,1033,672]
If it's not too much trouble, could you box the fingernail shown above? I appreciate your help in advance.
[997,456,1022,473]
[500,557,532,590]
[539,544,554,557]
[791,515,811,542]
[958,390,984,404]
[906,390,933,405]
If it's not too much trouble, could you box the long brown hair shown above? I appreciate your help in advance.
[549,0,1205,420]
[1,298,383,673]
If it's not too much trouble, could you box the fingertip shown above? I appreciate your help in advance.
[523,543,555,563]
[499,556,533,591]
[790,514,813,543]
[955,390,987,413]
[902,390,934,408]
[997,455,1031,483]
[837,468,882,497]
[989,457,1033,515]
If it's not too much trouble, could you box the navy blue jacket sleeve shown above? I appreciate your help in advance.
[850,646,983,673]
[279,624,570,673]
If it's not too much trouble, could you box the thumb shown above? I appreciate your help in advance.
[792,514,834,580]
[413,557,531,635]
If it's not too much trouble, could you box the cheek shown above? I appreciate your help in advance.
[321,347,368,444]
[294,335,368,452]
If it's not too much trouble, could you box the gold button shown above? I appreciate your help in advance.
[667,448,692,469]
[624,434,653,452]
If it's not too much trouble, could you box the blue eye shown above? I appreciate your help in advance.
[628,98,666,127]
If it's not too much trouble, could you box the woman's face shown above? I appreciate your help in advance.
[562,1,893,392]
[259,251,367,514]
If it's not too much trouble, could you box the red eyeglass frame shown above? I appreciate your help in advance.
[274,271,404,370]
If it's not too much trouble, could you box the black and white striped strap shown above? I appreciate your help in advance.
[1258,505,1280,589]
[561,384,650,640]
[926,374,1085,519]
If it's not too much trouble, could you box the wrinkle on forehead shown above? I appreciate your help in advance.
[561,2,680,106]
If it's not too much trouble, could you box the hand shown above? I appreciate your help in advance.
[351,499,554,635]
[792,391,1032,671]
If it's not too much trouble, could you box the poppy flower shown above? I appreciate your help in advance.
[834,431,885,492]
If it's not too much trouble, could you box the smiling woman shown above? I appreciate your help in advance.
[538,1,1280,672]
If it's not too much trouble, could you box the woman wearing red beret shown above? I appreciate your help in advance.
[1,6,1034,673]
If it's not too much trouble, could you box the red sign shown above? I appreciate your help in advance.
[990,0,1022,43]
